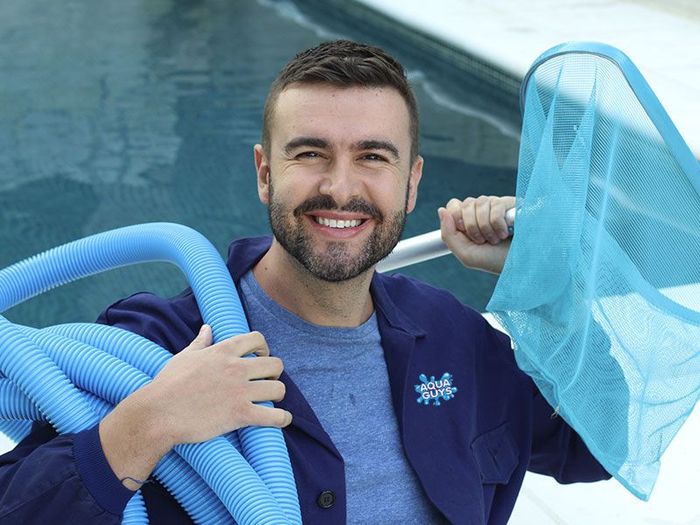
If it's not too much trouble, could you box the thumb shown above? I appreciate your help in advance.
[184,324,212,351]
[438,207,471,256]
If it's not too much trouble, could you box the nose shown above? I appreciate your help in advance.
[317,157,362,206]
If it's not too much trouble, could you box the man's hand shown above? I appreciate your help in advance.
[99,326,291,489]
[438,196,515,275]
[141,326,291,445]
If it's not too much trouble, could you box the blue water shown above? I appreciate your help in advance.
[0,0,519,326]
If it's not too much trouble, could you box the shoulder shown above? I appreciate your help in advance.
[375,272,494,335]
[96,288,201,354]
[376,271,517,369]
[95,235,265,353]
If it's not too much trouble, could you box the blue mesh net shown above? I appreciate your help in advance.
[487,42,700,500]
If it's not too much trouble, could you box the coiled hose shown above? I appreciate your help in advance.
[0,223,301,524]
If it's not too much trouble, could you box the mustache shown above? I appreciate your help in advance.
[293,195,384,222]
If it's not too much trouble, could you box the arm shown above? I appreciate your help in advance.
[99,325,292,491]
[0,302,291,522]
[451,196,617,482]
[528,386,612,483]
[0,423,133,524]
[482,317,612,484]
[527,318,625,483]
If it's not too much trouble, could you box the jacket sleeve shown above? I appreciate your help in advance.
[0,422,134,523]
[0,289,201,523]
[526,320,625,483]
[527,387,613,483]
[484,319,616,484]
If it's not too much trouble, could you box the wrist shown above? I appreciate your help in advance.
[126,384,177,452]
[99,387,174,488]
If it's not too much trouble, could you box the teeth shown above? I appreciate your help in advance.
[315,217,362,228]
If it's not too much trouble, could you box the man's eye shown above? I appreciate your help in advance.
[362,153,387,162]
[296,151,320,159]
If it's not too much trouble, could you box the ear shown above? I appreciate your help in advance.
[405,155,424,214]
[254,144,271,205]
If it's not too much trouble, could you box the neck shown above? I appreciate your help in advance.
[252,239,375,327]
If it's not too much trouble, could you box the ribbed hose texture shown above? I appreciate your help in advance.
[0,223,301,524]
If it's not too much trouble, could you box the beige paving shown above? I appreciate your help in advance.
[359,0,700,159]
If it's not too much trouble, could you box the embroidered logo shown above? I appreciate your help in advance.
[414,372,457,406]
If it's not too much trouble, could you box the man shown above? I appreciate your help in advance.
[0,40,609,524]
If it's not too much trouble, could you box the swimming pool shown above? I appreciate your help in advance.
[0,0,519,326]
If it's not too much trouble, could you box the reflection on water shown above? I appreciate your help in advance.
[0,0,518,326]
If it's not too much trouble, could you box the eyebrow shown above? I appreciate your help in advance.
[284,137,329,154]
[355,140,400,161]
[283,136,400,161]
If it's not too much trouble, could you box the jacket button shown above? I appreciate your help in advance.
[316,490,335,509]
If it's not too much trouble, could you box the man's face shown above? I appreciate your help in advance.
[255,83,423,282]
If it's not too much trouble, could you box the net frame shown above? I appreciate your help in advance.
[488,42,700,500]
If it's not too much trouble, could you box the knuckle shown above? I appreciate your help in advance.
[479,212,494,228]
[220,335,242,352]
[476,205,490,219]
[490,203,504,217]
[249,330,267,345]
[229,383,247,402]
[465,223,482,239]
[446,198,462,211]
[248,331,269,355]
[269,356,284,375]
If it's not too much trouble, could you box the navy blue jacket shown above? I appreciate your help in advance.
[0,236,610,524]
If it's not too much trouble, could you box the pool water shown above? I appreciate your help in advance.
[0,0,519,327]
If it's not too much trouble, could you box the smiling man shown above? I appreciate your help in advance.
[0,41,611,524]
[253,79,423,326]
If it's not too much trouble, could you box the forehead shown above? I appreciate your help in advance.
[270,84,411,150]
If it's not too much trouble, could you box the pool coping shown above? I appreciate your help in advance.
[337,0,700,162]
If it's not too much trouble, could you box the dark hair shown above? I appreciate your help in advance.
[262,40,419,161]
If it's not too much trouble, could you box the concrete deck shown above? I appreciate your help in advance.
[358,0,700,161]
[357,1,700,523]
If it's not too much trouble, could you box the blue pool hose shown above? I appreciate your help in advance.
[0,223,301,525]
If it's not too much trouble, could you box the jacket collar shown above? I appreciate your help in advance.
[225,235,273,282]
[225,235,425,338]
[370,273,426,338]
[224,234,423,443]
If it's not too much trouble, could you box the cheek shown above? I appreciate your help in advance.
[269,179,312,215]
[375,178,410,210]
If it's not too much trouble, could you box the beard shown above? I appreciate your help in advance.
[267,180,409,282]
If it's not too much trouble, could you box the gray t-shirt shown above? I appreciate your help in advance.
[239,270,446,524]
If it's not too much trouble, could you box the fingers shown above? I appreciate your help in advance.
[183,324,213,352]
[439,205,468,256]
[243,356,284,380]
[247,404,293,428]
[490,196,516,239]
[475,196,499,244]
[247,379,286,403]
[482,197,507,242]
[443,196,515,245]
[211,331,270,358]
[444,198,464,230]
[184,329,271,358]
